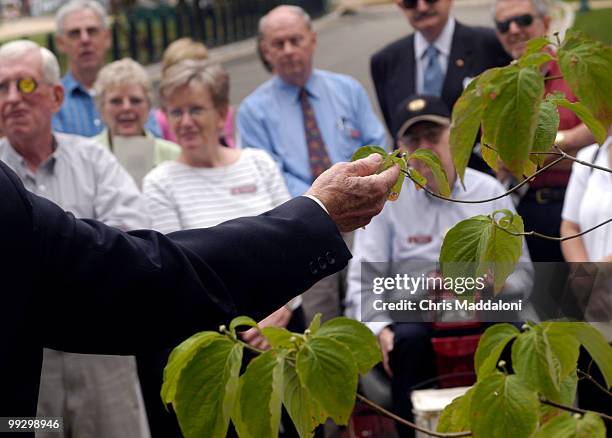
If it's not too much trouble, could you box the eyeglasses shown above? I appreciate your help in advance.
[0,76,39,97]
[166,106,211,121]
[495,14,534,33]
[267,35,308,51]
[398,124,445,149]
[401,0,438,10]
[65,26,103,40]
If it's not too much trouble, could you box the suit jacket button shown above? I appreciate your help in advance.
[317,257,328,270]
[309,261,318,275]
[325,251,336,264]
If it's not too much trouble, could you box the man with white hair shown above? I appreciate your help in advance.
[238,5,387,324]
[0,39,150,437]
[52,0,160,137]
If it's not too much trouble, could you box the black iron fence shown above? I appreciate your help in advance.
[45,0,328,66]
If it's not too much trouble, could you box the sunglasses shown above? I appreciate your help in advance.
[495,13,534,33]
[401,0,438,9]
[0,77,39,96]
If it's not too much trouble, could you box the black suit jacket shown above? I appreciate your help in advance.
[371,20,511,135]
[0,160,351,424]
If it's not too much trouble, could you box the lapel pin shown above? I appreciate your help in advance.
[456,58,465,67]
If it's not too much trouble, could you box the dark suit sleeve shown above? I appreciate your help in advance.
[0,162,350,355]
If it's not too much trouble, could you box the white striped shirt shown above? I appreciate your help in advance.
[143,148,290,234]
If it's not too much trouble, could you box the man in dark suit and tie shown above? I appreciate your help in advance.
[0,153,398,434]
[371,0,511,137]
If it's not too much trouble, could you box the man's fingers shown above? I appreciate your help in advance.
[374,163,401,192]
[350,153,384,177]
[241,328,257,342]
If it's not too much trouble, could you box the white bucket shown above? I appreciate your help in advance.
[411,386,471,438]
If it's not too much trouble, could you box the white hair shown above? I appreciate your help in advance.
[56,0,108,35]
[492,0,551,19]
[258,5,312,37]
[94,58,153,112]
[0,40,60,84]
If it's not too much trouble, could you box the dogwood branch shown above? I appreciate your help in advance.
[356,394,471,437]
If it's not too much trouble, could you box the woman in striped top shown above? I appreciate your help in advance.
[143,60,289,232]
[142,60,300,436]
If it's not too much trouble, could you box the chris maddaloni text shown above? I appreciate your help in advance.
[372,299,523,312]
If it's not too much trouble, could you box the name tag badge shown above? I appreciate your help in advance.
[338,117,361,139]
[230,184,257,195]
[408,235,433,244]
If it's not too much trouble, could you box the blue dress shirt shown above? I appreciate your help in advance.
[53,72,162,138]
[237,69,388,197]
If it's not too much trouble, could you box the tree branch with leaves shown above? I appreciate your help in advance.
[161,30,612,438]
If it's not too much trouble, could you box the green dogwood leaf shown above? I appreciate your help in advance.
[531,98,560,167]
[296,337,358,425]
[440,210,524,294]
[532,412,606,438]
[388,155,407,201]
[351,145,387,162]
[541,322,581,379]
[408,167,428,190]
[174,339,243,438]
[162,331,222,405]
[480,143,500,172]
[437,386,475,433]
[307,313,322,334]
[440,215,490,281]
[470,373,539,438]
[485,210,525,293]
[481,64,544,178]
[449,75,485,185]
[518,52,555,69]
[549,322,612,389]
[512,325,561,401]
[538,369,579,419]
[315,316,382,375]
[558,29,612,130]
[549,95,608,145]
[237,350,286,438]
[474,323,520,379]
[229,316,259,337]
[524,37,551,57]
[407,148,451,197]
[261,326,295,349]
[282,362,327,438]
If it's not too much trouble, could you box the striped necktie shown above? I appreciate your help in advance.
[299,87,331,180]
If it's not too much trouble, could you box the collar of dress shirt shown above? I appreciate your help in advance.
[414,16,456,61]
[272,69,322,102]
[2,135,60,177]
[62,71,89,96]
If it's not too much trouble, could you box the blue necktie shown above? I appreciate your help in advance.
[423,45,443,96]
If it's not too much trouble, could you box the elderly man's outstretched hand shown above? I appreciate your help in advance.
[307,154,400,232]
